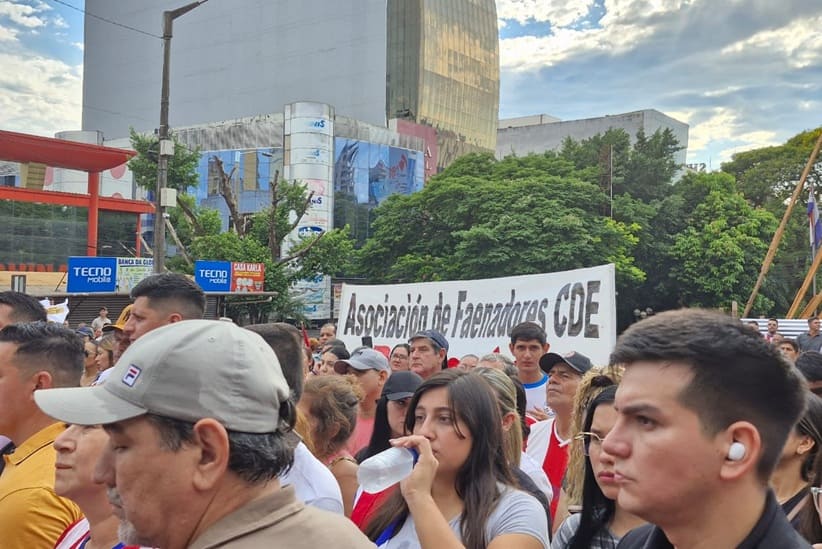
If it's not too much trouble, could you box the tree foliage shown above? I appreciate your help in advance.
[352,126,809,330]
[127,130,354,322]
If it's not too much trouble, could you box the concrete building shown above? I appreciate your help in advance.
[82,0,499,169]
[497,109,689,167]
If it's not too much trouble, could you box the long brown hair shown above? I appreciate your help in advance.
[363,369,516,549]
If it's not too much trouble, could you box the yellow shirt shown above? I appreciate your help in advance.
[0,422,83,548]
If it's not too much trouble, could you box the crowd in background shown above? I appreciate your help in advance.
[2,279,822,548]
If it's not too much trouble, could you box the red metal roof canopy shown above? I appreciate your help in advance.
[0,129,136,171]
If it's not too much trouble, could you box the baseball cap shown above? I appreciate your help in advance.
[102,304,133,333]
[75,326,94,339]
[382,371,423,400]
[540,351,593,375]
[409,329,449,352]
[34,320,290,433]
[334,347,390,375]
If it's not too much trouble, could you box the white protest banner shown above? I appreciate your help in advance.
[41,299,70,324]
[338,264,616,366]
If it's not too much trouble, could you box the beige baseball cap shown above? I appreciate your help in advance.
[35,319,290,432]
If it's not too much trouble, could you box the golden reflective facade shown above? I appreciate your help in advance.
[387,0,499,153]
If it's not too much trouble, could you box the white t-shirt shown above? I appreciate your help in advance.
[280,441,344,514]
[520,451,553,504]
[523,374,548,414]
[378,487,549,549]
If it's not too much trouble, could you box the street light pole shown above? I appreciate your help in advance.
[154,0,208,273]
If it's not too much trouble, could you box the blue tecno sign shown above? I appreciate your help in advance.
[67,257,118,293]
[194,260,231,292]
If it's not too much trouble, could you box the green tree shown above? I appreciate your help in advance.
[666,173,777,311]
[356,152,645,286]
[128,130,354,321]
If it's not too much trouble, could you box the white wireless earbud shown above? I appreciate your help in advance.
[728,442,746,461]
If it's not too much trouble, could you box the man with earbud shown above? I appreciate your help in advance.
[0,323,84,547]
[603,309,811,549]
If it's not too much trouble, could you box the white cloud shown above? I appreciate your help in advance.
[497,0,596,27]
[0,25,19,42]
[0,52,82,136]
[71,41,83,51]
[498,0,696,71]
[0,2,46,28]
[52,14,68,29]
[500,21,654,71]
[720,14,822,69]
[679,107,781,163]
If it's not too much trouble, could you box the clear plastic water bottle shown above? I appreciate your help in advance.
[357,446,419,493]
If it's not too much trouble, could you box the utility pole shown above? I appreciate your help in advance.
[154,0,209,273]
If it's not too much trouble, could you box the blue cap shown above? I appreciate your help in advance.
[409,329,449,352]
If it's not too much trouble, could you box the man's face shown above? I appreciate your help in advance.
[96,416,199,548]
[458,355,478,370]
[122,297,174,343]
[778,343,798,361]
[100,309,108,319]
[767,320,777,334]
[409,338,444,380]
[545,362,582,414]
[509,338,549,378]
[602,361,723,526]
[346,366,385,401]
[0,342,33,442]
[811,319,821,334]
[319,325,335,345]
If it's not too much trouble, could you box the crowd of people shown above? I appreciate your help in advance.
[2,279,822,548]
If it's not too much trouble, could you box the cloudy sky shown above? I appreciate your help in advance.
[1,0,820,167]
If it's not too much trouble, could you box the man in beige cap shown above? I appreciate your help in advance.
[35,320,373,549]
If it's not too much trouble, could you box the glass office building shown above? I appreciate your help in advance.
[387,0,499,153]
[83,0,500,169]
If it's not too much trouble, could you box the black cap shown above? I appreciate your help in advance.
[409,329,449,352]
[540,351,593,375]
[382,371,423,400]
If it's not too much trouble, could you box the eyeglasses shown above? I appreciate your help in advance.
[812,487,822,514]
[574,431,605,456]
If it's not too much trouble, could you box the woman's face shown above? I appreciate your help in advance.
[53,424,108,502]
[386,397,412,438]
[589,403,620,501]
[317,351,339,376]
[390,347,410,371]
[95,347,112,371]
[83,342,98,370]
[413,387,472,476]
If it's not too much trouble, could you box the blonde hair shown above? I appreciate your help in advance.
[564,364,623,507]
[473,368,523,467]
[302,375,363,459]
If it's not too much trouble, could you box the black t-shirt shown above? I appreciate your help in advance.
[617,491,811,549]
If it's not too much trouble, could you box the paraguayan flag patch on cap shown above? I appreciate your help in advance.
[122,364,142,387]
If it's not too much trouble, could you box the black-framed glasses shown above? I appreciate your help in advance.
[812,487,822,514]
[574,431,605,456]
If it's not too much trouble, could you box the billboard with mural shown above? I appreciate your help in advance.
[333,138,424,205]
[194,148,284,201]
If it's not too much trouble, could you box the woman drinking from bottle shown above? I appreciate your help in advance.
[363,369,549,549]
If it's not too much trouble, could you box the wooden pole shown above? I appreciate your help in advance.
[799,292,822,319]
[788,240,822,317]
[744,132,822,317]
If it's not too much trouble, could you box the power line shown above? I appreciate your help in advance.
[47,0,161,39]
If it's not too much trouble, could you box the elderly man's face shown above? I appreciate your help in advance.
[95,416,200,548]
